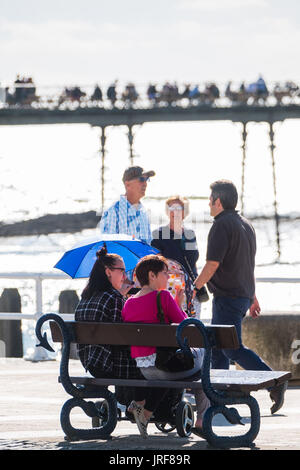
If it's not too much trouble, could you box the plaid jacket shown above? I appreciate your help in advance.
[74,288,141,379]
[99,195,152,245]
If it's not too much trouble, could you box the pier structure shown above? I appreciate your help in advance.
[1,101,300,260]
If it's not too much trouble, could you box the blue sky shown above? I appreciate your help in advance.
[1,0,300,85]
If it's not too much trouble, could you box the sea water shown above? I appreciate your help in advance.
[1,215,299,357]
[0,121,299,356]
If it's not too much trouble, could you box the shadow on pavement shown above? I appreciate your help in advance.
[55,433,210,451]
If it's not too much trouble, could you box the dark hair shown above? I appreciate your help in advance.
[135,254,168,287]
[210,180,238,210]
[81,245,122,299]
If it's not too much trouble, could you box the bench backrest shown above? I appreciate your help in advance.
[50,321,239,349]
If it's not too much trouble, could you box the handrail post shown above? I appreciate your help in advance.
[24,274,54,362]
[36,274,43,317]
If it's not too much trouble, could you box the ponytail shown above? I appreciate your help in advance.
[96,244,108,260]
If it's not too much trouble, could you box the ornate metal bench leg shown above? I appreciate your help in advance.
[202,395,260,449]
[176,318,261,449]
[60,390,118,441]
[36,314,119,441]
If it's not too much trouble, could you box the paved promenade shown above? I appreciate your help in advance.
[0,358,299,451]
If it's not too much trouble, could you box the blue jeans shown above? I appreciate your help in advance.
[211,296,272,371]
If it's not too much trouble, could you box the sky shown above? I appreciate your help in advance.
[1,0,300,86]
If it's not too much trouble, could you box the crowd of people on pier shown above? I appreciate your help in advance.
[0,74,299,108]
[1,74,38,106]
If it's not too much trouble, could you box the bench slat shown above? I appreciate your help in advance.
[50,321,239,349]
[62,370,291,393]
[207,370,291,391]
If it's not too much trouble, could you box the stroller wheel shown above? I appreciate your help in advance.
[155,422,176,433]
[91,400,109,428]
[175,401,194,437]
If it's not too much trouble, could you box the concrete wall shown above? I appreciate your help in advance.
[242,313,300,381]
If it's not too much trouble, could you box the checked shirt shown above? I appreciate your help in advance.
[99,195,152,245]
[74,288,141,379]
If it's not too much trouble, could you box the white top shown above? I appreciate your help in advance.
[135,353,156,368]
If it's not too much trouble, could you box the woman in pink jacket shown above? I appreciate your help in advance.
[122,254,209,438]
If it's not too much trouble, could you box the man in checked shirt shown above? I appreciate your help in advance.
[99,166,155,245]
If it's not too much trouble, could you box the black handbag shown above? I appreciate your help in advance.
[154,291,194,373]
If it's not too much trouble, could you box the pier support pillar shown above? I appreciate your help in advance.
[240,122,248,215]
[268,122,281,261]
[100,126,107,214]
[127,124,135,166]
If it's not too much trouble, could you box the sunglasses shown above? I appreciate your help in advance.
[168,204,183,212]
[109,267,126,273]
[138,176,149,182]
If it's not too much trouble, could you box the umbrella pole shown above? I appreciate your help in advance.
[100,126,107,214]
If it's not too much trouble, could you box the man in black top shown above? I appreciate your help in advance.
[194,180,287,414]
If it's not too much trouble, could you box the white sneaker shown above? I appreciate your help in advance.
[127,400,136,414]
[130,400,149,439]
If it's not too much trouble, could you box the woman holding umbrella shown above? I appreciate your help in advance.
[74,245,168,433]
[74,246,139,379]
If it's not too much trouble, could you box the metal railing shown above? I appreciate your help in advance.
[1,80,300,110]
[0,272,299,321]
[0,272,70,320]
[0,272,298,361]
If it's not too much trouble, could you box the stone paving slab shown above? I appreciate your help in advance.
[0,359,299,451]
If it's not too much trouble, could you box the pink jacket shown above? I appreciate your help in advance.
[122,290,187,359]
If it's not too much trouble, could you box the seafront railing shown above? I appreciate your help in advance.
[0,272,299,321]
[0,272,299,361]
[0,272,69,321]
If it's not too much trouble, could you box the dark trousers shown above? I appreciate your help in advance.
[211,296,272,371]
[88,365,168,413]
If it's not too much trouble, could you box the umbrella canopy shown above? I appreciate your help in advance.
[54,234,159,278]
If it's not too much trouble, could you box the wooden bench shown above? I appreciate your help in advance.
[35,313,291,449]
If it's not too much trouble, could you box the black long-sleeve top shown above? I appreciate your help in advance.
[151,225,199,279]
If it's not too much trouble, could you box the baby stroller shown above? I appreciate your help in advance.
[92,386,194,437]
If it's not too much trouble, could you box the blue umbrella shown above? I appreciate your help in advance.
[54,234,159,278]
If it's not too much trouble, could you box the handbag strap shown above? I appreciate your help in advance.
[156,291,165,324]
